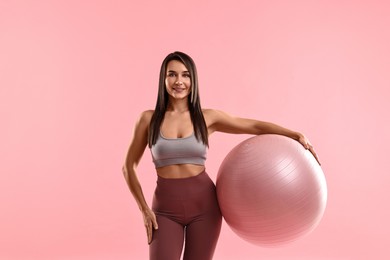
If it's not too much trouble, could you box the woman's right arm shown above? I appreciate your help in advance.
[122,110,158,244]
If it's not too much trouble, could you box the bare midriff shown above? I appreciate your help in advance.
[156,164,206,179]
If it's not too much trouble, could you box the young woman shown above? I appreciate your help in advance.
[122,51,319,260]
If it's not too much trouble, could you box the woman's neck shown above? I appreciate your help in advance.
[167,98,189,113]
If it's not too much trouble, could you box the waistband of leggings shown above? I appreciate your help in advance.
[156,169,207,184]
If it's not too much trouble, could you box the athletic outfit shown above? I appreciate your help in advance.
[151,131,207,168]
[149,131,222,260]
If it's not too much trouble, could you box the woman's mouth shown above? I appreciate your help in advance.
[173,87,185,93]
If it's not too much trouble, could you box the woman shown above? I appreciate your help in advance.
[122,51,319,260]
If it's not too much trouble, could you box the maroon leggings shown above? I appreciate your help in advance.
[150,170,222,260]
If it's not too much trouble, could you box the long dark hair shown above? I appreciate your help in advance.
[148,51,208,147]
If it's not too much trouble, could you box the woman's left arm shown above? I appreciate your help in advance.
[205,109,320,164]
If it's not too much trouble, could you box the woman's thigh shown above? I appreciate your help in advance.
[149,215,185,260]
[183,210,222,260]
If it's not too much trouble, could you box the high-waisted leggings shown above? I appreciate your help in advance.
[149,170,222,260]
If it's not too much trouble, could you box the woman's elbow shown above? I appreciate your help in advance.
[122,163,136,177]
[122,165,129,176]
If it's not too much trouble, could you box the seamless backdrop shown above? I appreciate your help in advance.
[1,0,389,259]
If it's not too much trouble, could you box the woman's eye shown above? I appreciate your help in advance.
[183,74,191,78]
[167,73,175,77]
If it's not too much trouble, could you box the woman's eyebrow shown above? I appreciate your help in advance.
[167,70,190,73]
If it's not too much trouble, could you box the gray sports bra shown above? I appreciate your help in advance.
[150,131,207,168]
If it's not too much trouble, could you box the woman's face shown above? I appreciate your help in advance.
[165,60,191,100]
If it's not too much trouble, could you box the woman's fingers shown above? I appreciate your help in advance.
[305,142,321,166]
[308,145,321,165]
[152,213,159,230]
[145,219,153,244]
[298,135,321,166]
[144,210,158,244]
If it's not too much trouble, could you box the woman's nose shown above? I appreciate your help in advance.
[175,79,183,85]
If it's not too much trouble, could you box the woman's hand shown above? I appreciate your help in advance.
[297,133,321,165]
[142,208,158,244]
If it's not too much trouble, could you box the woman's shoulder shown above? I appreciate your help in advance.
[202,109,228,124]
[202,108,226,117]
[137,109,154,125]
[140,109,154,117]
[202,108,218,114]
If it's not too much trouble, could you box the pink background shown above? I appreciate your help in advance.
[1,0,389,259]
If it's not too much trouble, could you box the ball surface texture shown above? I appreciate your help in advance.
[216,134,327,246]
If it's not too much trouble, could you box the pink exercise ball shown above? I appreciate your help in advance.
[216,134,327,246]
